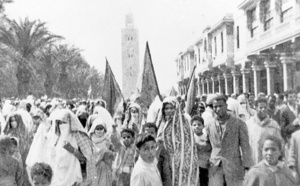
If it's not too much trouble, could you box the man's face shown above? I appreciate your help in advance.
[213,100,227,118]
[288,93,296,105]
[138,140,157,163]
[262,140,281,166]
[267,97,276,108]
[144,127,157,138]
[256,102,268,119]
[122,132,134,147]
[192,120,203,136]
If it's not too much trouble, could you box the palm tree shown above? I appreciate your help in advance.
[53,44,82,98]
[38,45,59,97]
[0,17,62,97]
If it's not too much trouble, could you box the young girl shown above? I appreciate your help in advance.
[3,113,32,185]
[244,135,298,186]
[88,118,114,186]
[0,135,22,186]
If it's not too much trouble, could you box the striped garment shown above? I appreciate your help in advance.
[162,98,199,186]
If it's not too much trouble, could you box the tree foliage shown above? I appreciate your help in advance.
[0,16,104,99]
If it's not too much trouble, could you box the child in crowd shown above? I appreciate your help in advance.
[191,115,211,186]
[111,126,136,186]
[0,135,22,186]
[130,133,162,186]
[88,118,114,186]
[143,122,172,186]
[30,162,53,186]
[9,137,22,162]
[244,135,298,186]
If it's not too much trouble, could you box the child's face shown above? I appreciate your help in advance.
[262,140,281,166]
[144,127,157,138]
[122,132,134,147]
[139,140,156,163]
[192,120,203,136]
[94,125,105,138]
[32,175,51,186]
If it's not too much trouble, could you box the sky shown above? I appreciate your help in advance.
[5,0,240,95]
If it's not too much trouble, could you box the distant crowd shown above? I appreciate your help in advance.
[0,90,300,186]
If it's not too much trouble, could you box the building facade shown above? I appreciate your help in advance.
[176,46,195,95]
[176,0,300,97]
[122,13,140,99]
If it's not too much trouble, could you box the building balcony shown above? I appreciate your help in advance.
[246,16,300,54]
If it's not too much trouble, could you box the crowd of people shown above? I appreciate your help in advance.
[0,90,300,186]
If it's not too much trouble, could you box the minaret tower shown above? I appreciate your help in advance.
[121,13,140,99]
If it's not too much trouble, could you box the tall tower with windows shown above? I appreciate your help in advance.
[122,13,140,99]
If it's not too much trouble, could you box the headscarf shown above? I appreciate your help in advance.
[88,117,110,153]
[47,109,97,185]
[3,112,29,139]
[237,94,256,121]
[49,109,87,135]
[26,112,51,167]
[156,96,177,138]
[86,106,113,135]
[147,95,162,123]
[2,100,16,119]
[122,103,143,132]
[162,97,199,186]
[76,105,89,128]
[227,97,239,117]
[3,112,31,180]
[88,117,107,137]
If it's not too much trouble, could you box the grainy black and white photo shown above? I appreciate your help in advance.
[0,0,299,185]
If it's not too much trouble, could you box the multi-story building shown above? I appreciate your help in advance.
[176,0,300,97]
[238,0,300,96]
[176,46,195,95]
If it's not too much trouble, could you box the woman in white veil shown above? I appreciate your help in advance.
[26,108,51,183]
[45,109,96,186]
